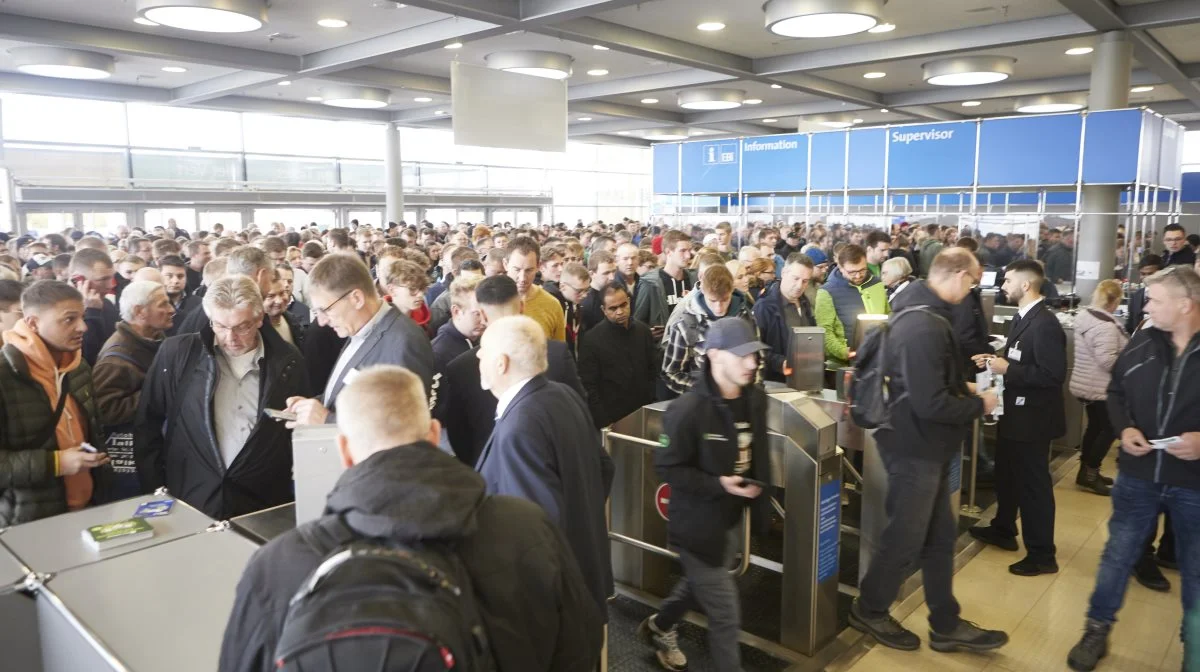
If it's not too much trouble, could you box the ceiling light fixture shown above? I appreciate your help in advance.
[414,96,433,102]
[1130,85,1154,93]
[641,98,659,104]
[868,22,895,33]
[11,47,116,80]
[444,42,463,49]
[771,84,783,89]
[578,117,593,121]
[961,100,981,107]
[136,0,267,33]
[434,110,445,115]
[697,22,726,31]
[853,118,864,123]
[277,80,291,86]
[677,88,745,110]
[161,66,188,73]
[764,0,884,38]
[485,50,573,79]
[1065,47,1093,56]
[587,68,609,76]
[744,98,763,104]
[880,108,889,113]
[317,18,348,28]
[863,71,886,79]
[644,128,691,141]
[134,17,160,26]
[763,118,779,123]
[617,131,630,135]
[923,55,1015,86]
[321,85,391,109]
[808,112,856,128]
[593,44,609,50]
[1014,94,1086,114]
[306,96,323,102]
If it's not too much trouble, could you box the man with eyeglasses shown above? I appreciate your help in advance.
[814,244,890,367]
[284,253,435,426]
[136,275,308,519]
[1162,224,1196,268]
[559,263,591,357]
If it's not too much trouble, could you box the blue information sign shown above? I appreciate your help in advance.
[816,478,841,583]
[810,130,847,191]
[652,144,679,194]
[1082,109,1141,184]
[978,114,1083,187]
[847,127,887,190]
[887,121,978,188]
[680,139,740,193]
[741,133,808,193]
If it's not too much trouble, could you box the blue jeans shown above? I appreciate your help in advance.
[1087,475,1200,650]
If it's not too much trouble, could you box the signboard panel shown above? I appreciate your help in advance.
[741,134,808,193]
[1082,109,1142,184]
[680,139,740,193]
[1139,111,1163,187]
[652,143,679,194]
[816,479,840,583]
[978,114,1083,186]
[887,121,978,188]
[1159,119,1182,189]
[847,127,887,190]
[809,130,847,191]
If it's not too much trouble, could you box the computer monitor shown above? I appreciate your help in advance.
[980,270,998,287]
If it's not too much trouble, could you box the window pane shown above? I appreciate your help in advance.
[24,212,74,237]
[245,156,337,189]
[81,212,128,238]
[252,208,335,230]
[341,160,385,190]
[242,115,384,159]
[199,212,242,232]
[0,93,127,145]
[132,150,241,188]
[347,211,383,228]
[143,208,196,232]
[127,105,242,151]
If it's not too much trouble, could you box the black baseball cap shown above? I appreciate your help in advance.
[705,318,768,357]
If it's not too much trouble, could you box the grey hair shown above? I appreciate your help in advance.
[482,315,548,377]
[1145,265,1200,302]
[203,275,263,317]
[225,245,274,279]
[119,281,165,322]
[881,257,912,284]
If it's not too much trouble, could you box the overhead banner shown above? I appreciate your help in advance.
[680,139,739,193]
[847,127,886,190]
[450,62,566,153]
[887,121,978,189]
[652,144,679,195]
[810,131,847,191]
[741,134,807,193]
[978,114,1082,187]
[1082,109,1141,185]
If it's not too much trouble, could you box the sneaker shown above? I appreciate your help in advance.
[848,599,920,651]
[1135,556,1171,592]
[969,525,1019,552]
[638,615,688,671]
[1067,619,1110,671]
[929,620,1009,653]
[1009,557,1059,577]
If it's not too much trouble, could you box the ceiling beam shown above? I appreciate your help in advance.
[567,119,668,136]
[330,66,452,95]
[899,105,966,122]
[190,96,391,123]
[0,71,171,103]
[568,133,652,147]
[1119,0,1200,31]
[570,100,684,124]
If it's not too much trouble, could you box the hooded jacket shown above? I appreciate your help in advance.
[814,267,889,366]
[1070,307,1128,401]
[217,444,605,672]
[634,267,697,331]
[660,289,755,395]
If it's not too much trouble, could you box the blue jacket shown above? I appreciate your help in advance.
[753,282,814,382]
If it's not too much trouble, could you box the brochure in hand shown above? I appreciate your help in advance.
[81,517,155,551]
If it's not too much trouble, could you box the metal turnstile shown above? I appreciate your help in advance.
[292,424,344,525]
[0,539,40,672]
[606,387,842,656]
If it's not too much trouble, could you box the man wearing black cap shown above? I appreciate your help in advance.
[639,317,772,672]
[24,254,55,281]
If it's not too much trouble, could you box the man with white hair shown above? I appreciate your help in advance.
[219,366,605,672]
[93,280,176,498]
[136,275,308,519]
[475,315,614,617]
[174,245,275,336]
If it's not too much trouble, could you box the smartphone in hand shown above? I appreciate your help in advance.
[265,408,298,422]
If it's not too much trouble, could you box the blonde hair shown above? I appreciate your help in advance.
[449,274,483,310]
[203,275,263,317]
[1091,279,1123,309]
[483,315,547,378]
[336,365,431,459]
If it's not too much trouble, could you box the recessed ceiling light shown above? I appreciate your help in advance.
[810,113,856,128]
[764,0,884,38]
[641,98,659,104]
[444,42,463,49]
[11,47,115,80]
[306,96,323,102]
[744,98,763,104]
[587,69,609,76]
[617,131,630,135]
[697,22,726,31]
[853,118,864,123]
[868,22,896,33]
[137,0,267,33]
[763,118,779,123]
[863,71,886,79]
[161,66,187,73]
[414,96,433,102]
[678,88,745,110]
[593,44,609,50]
[771,84,783,89]
[1015,94,1086,113]
[820,121,853,128]
[961,100,981,107]
[1065,47,1094,56]
[579,117,593,121]
[434,110,445,115]
[317,18,348,28]
[923,56,1015,86]
[485,50,573,79]
[1131,86,1154,93]
[134,17,160,26]
[277,80,291,86]
[880,108,889,113]
[321,85,391,109]
[644,128,691,141]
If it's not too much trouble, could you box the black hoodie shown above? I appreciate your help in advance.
[218,443,604,672]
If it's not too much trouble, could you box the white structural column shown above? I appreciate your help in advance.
[1076,31,1131,299]
[384,122,405,225]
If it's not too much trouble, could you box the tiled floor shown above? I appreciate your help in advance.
[845,460,1184,672]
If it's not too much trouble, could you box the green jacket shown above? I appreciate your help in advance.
[814,269,890,366]
[0,344,107,526]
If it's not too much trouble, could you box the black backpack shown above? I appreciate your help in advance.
[273,521,495,672]
[849,306,947,430]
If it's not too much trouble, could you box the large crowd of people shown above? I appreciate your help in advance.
[0,214,1197,672]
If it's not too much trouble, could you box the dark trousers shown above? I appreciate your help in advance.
[993,437,1057,562]
[656,529,741,671]
[859,450,962,633]
[1080,400,1115,470]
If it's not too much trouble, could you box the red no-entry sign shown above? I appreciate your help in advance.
[654,483,671,521]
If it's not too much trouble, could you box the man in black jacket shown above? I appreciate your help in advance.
[1066,266,1200,671]
[970,260,1067,577]
[577,282,656,429]
[175,245,276,336]
[851,249,1008,653]
[136,275,309,520]
[431,274,484,373]
[218,366,604,672]
[1124,254,1163,333]
[640,318,772,672]
[753,253,815,382]
[70,248,119,366]
[1162,223,1196,268]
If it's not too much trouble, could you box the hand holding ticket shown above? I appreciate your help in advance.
[1150,436,1182,449]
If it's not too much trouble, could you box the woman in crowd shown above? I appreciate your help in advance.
[881,257,913,302]
[744,258,777,302]
[1068,279,1128,496]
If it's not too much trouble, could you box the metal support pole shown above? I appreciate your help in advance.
[961,420,983,515]
[384,123,405,225]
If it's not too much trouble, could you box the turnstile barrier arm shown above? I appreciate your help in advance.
[608,507,753,577]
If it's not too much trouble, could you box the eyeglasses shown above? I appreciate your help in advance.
[211,318,260,337]
[314,289,353,318]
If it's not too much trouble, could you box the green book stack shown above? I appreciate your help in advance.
[81,518,155,551]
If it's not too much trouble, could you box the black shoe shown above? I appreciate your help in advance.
[1076,467,1112,496]
[1099,474,1114,486]
[1009,557,1059,576]
[929,620,1009,653]
[849,599,920,651]
[1067,619,1110,671]
[1156,553,1179,571]
[970,525,1019,552]
[1135,556,1171,592]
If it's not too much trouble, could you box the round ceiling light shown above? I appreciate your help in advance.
[697,22,726,31]
[961,100,982,107]
[1065,47,1093,56]
[317,18,348,28]
[1014,94,1085,114]
[11,47,115,80]
[764,0,884,38]
[306,96,323,102]
[161,66,188,73]
[641,98,659,104]
[485,50,573,80]
[762,118,779,123]
[808,112,856,128]
[593,44,609,50]
[744,98,763,104]
[587,68,609,76]
[321,85,391,109]
[863,71,886,79]
[678,88,745,110]
[136,0,267,33]
[923,55,1015,86]
[578,117,593,121]
[414,96,433,102]
[1130,85,1154,93]
[867,22,895,33]
[644,128,691,141]
[134,17,160,26]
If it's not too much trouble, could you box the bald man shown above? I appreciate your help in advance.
[132,266,163,284]
[475,315,614,618]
